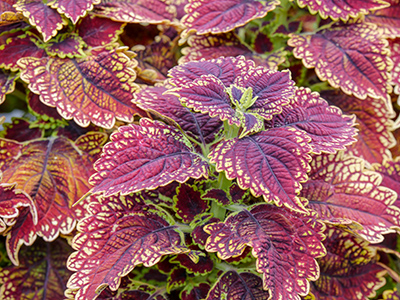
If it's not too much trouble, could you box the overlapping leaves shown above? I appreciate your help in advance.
[48,0,101,23]
[301,151,400,243]
[89,118,209,197]
[0,69,17,104]
[289,22,392,100]
[66,194,188,300]
[18,46,142,129]
[205,204,326,300]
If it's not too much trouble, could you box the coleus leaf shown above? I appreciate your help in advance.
[294,0,390,21]
[45,32,86,58]
[66,194,188,300]
[321,89,395,164]
[308,226,387,300]
[77,14,126,48]
[14,0,67,42]
[266,87,357,154]
[179,32,286,71]
[93,0,176,24]
[0,0,24,26]
[288,22,392,100]
[89,119,209,197]
[132,85,223,146]
[171,252,213,275]
[0,69,18,104]
[205,204,326,299]
[389,38,400,94]
[0,31,47,71]
[301,151,400,243]
[0,183,36,233]
[365,0,400,38]
[0,117,42,142]
[182,283,210,300]
[206,271,270,300]
[174,183,209,223]
[18,46,143,129]
[181,0,280,38]
[48,0,101,23]
[0,133,106,264]
[209,127,311,213]
[372,157,400,208]
[381,289,400,300]
[27,91,64,126]
[0,238,73,299]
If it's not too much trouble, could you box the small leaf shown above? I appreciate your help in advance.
[77,14,126,47]
[266,87,357,154]
[182,283,210,300]
[0,69,18,104]
[48,0,101,23]
[89,119,209,197]
[174,183,209,223]
[66,194,188,300]
[309,226,387,300]
[301,152,400,243]
[93,0,176,24]
[18,46,142,129]
[0,117,42,142]
[321,89,395,164]
[45,32,86,58]
[14,0,66,42]
[209,127,311,213]
[295,0,389,21]
[0,239,73,299]
[133,85,223,145]
[205,204,326,300]
[289,23,392,100]
[181,0,280,38]
[206,271,270,300]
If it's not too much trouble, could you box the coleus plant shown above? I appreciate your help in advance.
[0,0,400,299]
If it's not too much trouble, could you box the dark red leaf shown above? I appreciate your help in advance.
[209,127,311,213]
[182,283,210,300]
[0,69,17,104]
[45,32,85,58]
[174,183,209,223]
[205,204,326,299]
[27,91,63,121]
[0,118,42,142]
[181,0,279,38]
[191,215,219,248]
[171,251,213,275]
[89,119,209,197]
[48,0,101,23]
[66,194,187,300]
[14,0,66,41]
[0,239,73,298]
[77,14,126,47]
[289,23,392,100]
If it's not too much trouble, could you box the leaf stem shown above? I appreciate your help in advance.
[210,172,231,220]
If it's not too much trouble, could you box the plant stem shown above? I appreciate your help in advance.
[210,172,231,220]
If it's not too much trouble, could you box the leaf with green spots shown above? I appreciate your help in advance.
[209,127,312,213]
[301,152,400,243]
[66,194,188,300]
[288,23,392,100]
[18,46,143,129]
[89,119,209,197]
[205,204,326,300]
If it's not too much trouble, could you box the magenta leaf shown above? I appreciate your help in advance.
[206,271,270,299]
[48,0,101,23]
[366,1,400,38]
[265,87,357,154]
[181,0,279,38]
[205,204,326,299]
[45,32,85,58]
[89,119,209,197]
[209,127,311,213]
[67,194,188,300]
[174,183,209,223]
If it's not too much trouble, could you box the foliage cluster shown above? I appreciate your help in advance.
[1,0,400,299]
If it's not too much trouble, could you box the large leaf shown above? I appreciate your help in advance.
[66,194,188,300]
[181,0,279,38]
[93,0,176,24]
[295,0,389,21]
[206,271,270,300]
[0,133,106,263]
[14,0,66,42]
[321,89,395,164]
[288,23,392,100]
[0,69,18,104]
[89,119,209,197]
[309,226,387,300]
[0,239,73,299]
[365,0,400,38]
[205,204,326,300]
[18,46,142,129]
[133,85,223,146]
[209,127,311,213]
[266,87,357,154]
[48,0,101,23]
[301,151,400,243]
